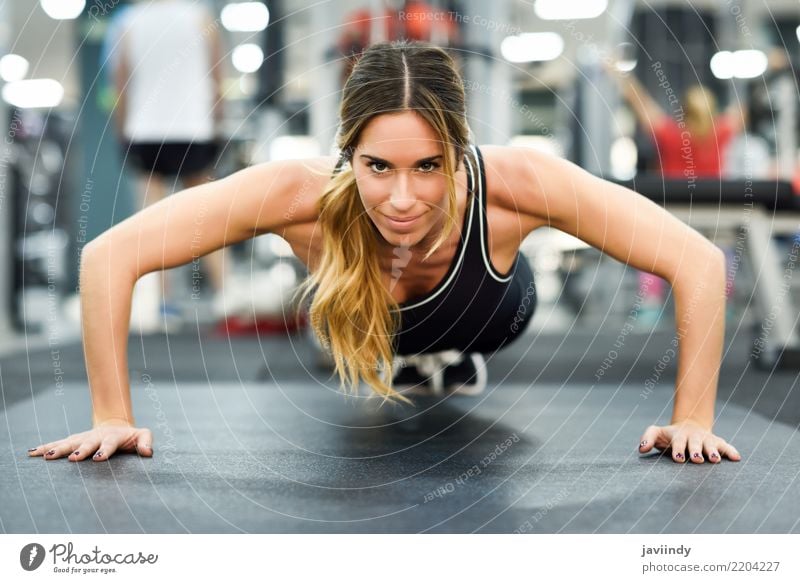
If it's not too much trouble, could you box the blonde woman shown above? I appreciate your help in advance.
[29,40,740,465]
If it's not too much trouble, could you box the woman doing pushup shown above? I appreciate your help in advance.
[28,40,740,465]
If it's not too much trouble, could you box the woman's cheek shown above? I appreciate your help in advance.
[360,191,383,213]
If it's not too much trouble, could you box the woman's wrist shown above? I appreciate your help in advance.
[670,416,713,431]
[93,416,135,428]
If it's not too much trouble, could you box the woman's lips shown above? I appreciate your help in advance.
[386,214,420,222]
[383,213,422,230]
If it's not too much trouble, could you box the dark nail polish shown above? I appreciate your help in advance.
[46,450,55,456]
[710,452,719,459]
[73,451,80,456]
[692,453,702,459]
[28,448,37,452]
[94,451,103,458]
[675,452,683,459]
[640,441,647,447]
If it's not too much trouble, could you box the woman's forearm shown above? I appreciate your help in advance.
[79,240,139,427]
[669,250,727,428]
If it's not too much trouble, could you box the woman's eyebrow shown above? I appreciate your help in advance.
[359,154,443,166]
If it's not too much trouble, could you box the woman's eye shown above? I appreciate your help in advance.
[369,161,439,173]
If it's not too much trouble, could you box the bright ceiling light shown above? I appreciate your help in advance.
[232,43,264,73]
[733,50,768,79]
[2,79,64,108]
[711,50,767,79]
[710,51,734,79]
[0,54,30,82]
[221,2,270,32]
[501,33,564,63]
[40,0,86,20]
[534,0,607,20]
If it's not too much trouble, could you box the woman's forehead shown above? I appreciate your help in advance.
[358,111,439,143]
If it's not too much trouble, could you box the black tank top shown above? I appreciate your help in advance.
[391,144,536,355]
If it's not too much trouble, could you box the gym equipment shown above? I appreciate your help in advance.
[614,177,800,370]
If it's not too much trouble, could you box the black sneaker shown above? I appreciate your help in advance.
[391,356,431,396]
[443,353,487,396]
[393,351,482,397]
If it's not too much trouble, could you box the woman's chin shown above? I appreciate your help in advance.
[383,232,416,248]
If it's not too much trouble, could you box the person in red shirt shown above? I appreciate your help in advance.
[649,86,738,177]
[611,70,745,177]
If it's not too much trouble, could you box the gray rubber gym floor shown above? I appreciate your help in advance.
[2,322,799,533]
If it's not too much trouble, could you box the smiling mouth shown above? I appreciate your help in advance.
[384,214,421,223]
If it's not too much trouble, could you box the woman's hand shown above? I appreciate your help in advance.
[638,420,741,463]
[27,420,153,462]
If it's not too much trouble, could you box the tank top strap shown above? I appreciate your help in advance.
[462,144,482,247]
[469,144,514,282]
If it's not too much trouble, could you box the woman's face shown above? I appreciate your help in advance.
[352,111,454,250]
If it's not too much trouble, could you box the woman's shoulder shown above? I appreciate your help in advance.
[476,143,580,232]
[476,143,550,213]
[230,155,340,233]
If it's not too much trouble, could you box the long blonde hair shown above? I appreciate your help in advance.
[684,85,718,137]
[297,40,471,406]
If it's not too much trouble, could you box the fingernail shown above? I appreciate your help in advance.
[72,451,80,456]
[94,451,103,458]
[692,453,702,460]
[27,448,37,452]
[675,452,684,460]
[710,452,718,458]
[640,440,647,447]
[46,450,55,456]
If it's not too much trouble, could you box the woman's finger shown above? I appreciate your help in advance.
[69,437,102,462]
[135,429,153,457]
[718,440,742,461]
[704,441,722,464]
[638,425,661,453]
[31,441,62,457]
[92,440,119,462]
[44,441,75,460]
[670,433,688,463]
[27,445,47,457]
[688,434,705,463]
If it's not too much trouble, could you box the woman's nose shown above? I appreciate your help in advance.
[389,176,415,212]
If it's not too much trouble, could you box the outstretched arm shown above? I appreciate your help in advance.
[28,158,329,462]
[508,145,741,464]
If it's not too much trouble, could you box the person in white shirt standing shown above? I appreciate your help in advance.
[112,0,227,326]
